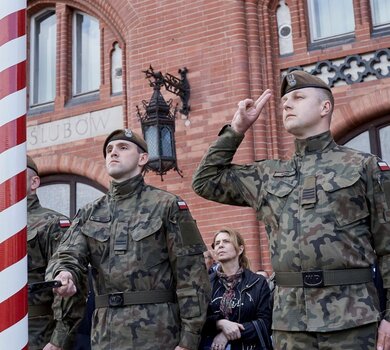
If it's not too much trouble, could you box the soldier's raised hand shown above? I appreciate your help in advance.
[53,270,77,297]
[231,89,272,135]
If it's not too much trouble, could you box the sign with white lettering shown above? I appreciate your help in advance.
[27,106,123,150]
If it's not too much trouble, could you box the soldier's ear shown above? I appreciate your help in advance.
[31,175,40,191]
[138,152,149,167]
[320,100,331,117]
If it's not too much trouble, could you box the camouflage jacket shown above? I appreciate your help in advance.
[192,126,390,332]
[28,194,84,349]
[47,174,211,350]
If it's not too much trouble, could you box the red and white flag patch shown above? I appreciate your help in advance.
[177,201,189,210]
[59,219,71,228]
[378,161,390,171]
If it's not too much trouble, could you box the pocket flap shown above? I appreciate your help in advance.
[265,179,297,197]
[131,218,163,242]
[81,224,110,242]
[321,173,360,192]
[27,228,39,241]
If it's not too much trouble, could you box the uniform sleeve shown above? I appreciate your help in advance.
[46,210,90,285]
[192,125,262,208]
[45,216,87,349]
[166,199,211,350]
[367,157,390,320]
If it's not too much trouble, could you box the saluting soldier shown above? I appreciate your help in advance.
[46,129,211,350]
[27,156,84,350]
[192,70,390,350]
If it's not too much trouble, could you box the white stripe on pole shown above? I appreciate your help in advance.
[0,142,26,184]
[0,198,27,245]
[0,315,28,349]
[0,0,26,21]
[0,89,26,128]
[0,35,26,72]
[0,255,27,303]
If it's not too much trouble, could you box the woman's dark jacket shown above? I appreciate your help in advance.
[199,268,272,350]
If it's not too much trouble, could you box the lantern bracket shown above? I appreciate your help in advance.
[142,65,190,116]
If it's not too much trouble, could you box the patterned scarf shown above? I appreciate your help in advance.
[217,266,243,318]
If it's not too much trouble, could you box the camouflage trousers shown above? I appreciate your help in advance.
[273,322,377,350]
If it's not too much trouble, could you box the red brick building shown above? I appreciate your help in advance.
[27,0,390,272]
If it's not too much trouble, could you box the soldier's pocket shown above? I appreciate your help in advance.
[319,172,369,227]
[131,218,169,269]
[81,219,110,263]
[177,287,201,318]
[263,178,296,228]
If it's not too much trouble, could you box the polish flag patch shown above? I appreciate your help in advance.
[177,201,189,210]
[59,219,71,228]
[378,161,390,171]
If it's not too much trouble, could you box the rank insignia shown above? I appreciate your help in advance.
[378,161,390,171]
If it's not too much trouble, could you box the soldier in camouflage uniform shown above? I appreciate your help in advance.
[27,156,84,350]
[46,129,211,350]
[192,70,390,349]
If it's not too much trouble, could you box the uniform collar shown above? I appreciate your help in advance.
[109,174,144,198]
[27,194,41,211]
[294,131,336,156]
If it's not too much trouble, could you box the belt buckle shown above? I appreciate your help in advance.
[108,292,124,307]
[302,271,324,288]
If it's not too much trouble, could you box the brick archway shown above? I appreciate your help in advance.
[32,154,110,189]
[332,85,390,139]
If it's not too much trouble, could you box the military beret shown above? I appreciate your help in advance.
[281,70,332,97]
[27,155,39,175]
[103,129,148,158]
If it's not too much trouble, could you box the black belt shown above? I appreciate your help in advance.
[95,289,175,308]
[275,268,372,288]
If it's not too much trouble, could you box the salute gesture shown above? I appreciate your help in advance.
[231,89,272,135]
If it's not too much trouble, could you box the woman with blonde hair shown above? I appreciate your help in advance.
[199,227,273,350]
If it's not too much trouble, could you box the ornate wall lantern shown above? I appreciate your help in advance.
[137,66,190,179]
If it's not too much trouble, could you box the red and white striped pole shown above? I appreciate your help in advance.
[0,1,28,349]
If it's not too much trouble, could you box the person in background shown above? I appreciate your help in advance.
[27,155,84,350]
[192,70,390,349]
[199,227,273,350]
[46,129,211,350]
[204,249,219,274]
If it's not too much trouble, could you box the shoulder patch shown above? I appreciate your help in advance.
[378,161,390,171]
[177,200,188,210]
[59,218,71,228]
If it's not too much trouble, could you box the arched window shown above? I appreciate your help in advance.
[36,174,106,218]
[338,116,390,162]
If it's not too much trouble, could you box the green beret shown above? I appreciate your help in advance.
[281,70,332,97]
[27,155,39,175]
[103,129,148,158]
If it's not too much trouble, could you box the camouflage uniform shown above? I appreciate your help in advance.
[192,126,390,334]
[47,174,211,350]
[28,194,84,350]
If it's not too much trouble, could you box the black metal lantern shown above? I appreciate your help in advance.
[137,66,190,179]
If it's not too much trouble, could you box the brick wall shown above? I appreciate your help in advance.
[26,0,390,273]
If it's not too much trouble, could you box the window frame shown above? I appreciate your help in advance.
[29,8,57,108]
[39,174,107,218]
[306,0,356,51]
[72,10,101,98]
[337,115,390,160]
